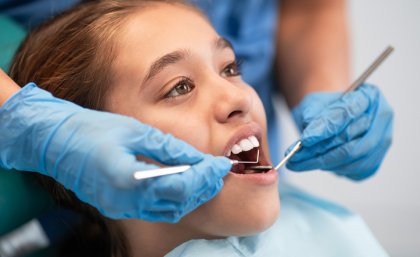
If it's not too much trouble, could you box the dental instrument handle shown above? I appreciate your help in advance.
[134,165,190,180]
[274,141,302,171]
[133,160,238,180]
[344,46,394,94]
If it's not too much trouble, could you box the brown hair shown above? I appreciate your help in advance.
[9,0,191,256]
[11,1,146,110]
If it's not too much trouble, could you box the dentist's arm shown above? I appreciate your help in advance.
[277,0,350,107]
[0,70,231,222]
[0,69,20,106]
[276,0,393,180]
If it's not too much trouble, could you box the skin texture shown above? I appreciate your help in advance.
[106,4,280,257]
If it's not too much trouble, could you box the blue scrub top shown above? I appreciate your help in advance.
[0,0,281,162]
[0,0,80,29]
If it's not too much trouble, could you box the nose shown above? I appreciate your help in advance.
[209,76,252,124]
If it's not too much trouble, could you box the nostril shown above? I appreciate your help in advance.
[227,110,242,119]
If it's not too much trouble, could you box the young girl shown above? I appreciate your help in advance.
[10,1,388,256]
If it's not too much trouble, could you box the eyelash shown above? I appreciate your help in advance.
[221,60,242,77]
[163,60,242,99]
[164,76,195,99]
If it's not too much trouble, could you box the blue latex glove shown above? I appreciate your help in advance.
[286,84,393,180]
[0,83,231,222]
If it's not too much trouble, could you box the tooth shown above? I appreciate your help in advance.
[226,150,231,157]
[231,144,242,154]
[249,136,259,147]
[239,138,253,151]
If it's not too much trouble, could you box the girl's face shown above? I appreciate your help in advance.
[108,3,279,238]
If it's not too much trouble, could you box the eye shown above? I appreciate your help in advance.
[164,77,195,98]
[221,60,242,77]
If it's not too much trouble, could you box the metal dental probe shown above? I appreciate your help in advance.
[246,45,394,172]
[133,150,260,180]
[133,46,394,180]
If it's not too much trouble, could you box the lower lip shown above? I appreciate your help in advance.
[228,168,278,185]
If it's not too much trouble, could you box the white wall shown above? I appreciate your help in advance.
[275,0,420,256]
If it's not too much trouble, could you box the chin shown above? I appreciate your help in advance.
[182,181,281,237]
[225,191,281,236]
[218,173,281,236]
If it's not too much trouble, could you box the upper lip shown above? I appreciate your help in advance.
[223,122,262,156]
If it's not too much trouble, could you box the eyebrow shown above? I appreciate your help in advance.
[142,37,234,84]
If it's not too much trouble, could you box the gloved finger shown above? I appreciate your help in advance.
[99,149,161,189]
[327,112,393,177]
[286,138,362,172]
[130,125,204,165]
[95,176,180,220]
[138,210,180,223]
[160,179,224,223]
[94,180,141,219]
[331,138,391,180]
[139,199,180,213]
[287,117,391,172]
[326,92,393,173]
[138,177,216,223]
[180,178,224,215]
[291,92,341,130]
[154,156,230,202]
[301,85,376,147]
[98,156,229,221]
[144,181,224,223]
[287,135,367,171]
[289,114,371,162]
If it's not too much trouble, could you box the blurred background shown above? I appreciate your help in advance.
[276,0,420,256]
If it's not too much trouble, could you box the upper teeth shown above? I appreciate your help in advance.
[227,135,260,156]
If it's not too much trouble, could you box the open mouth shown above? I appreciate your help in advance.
[226,136,271,174]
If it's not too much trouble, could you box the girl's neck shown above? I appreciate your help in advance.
[117,219,204,257]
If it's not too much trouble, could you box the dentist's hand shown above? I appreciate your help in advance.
[0,83,231,222]
[286,84,393,180]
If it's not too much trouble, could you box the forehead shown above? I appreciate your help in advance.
[114,3,218,69]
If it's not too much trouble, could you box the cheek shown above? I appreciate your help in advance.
[250,89,267,127]
[247,87,271,156]
[134,106,212,153]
